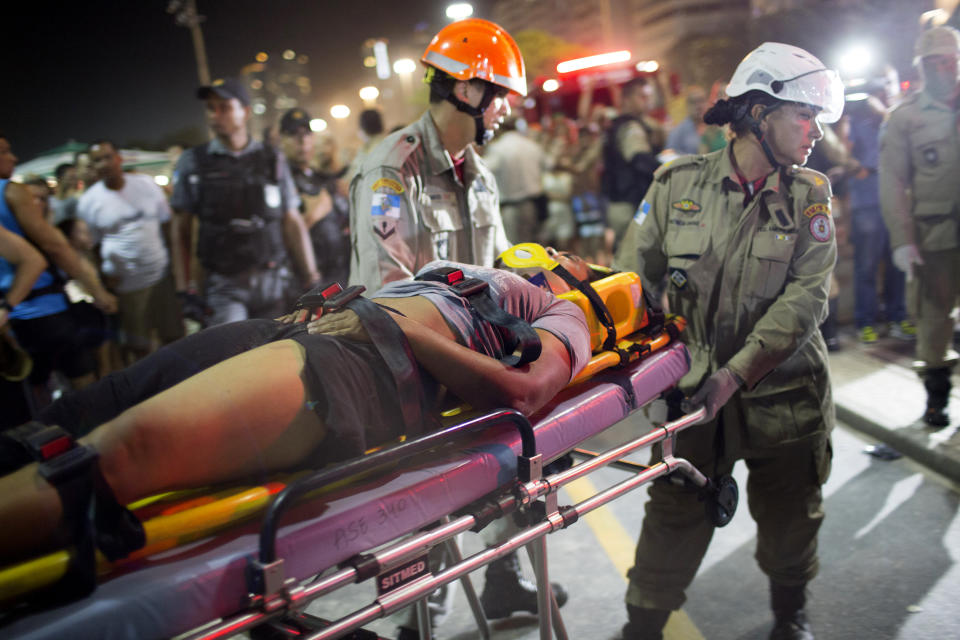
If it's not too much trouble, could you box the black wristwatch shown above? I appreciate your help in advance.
[0,298,13,313]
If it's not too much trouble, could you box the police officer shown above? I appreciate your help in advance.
[279,108,351,288]
[348,18,516,292]
[603,76,666,244]
[879,26,960,428]
[171,78,319,325]
[614,43,844,640]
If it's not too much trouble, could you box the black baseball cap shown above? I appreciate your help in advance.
[197,77,251,106]
[280,108,313,135]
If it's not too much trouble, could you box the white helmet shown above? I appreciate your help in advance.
[726,42,845,123]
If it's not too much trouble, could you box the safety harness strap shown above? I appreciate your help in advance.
[550,265,619,352]
[416,267,542,367]
[295,282,431,439]
[345,296,429,438]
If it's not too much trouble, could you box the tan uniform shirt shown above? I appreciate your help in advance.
[615,148,837,444]
[879,89,960,252]
[349,111,511,292]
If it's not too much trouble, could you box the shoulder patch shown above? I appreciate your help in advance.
[808,214,832,242]
[654,154,705,182]
[803,202,830,218]
[371,177,404,194]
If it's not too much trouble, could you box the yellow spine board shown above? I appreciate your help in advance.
[557,272,648,352]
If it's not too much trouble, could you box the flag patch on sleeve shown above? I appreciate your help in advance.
[371,193,401,218]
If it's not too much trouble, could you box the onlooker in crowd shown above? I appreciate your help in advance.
[539,114,578,252]
[846,66,912,344]
[805,122,850,351]
[0,133,116,416]
[603,77,665,244]
[664,85,709,156]
[73,151,98,192]
[22,175,53,224]
[78,140,184,364]
[0,224,48,383]
[56,216,121,376]
[615,43,843,640]
[170,78,319,325]
[50,162,80,224]
[565,119,608,263]
[880,26,960,428]
[349,18,567,634]
[484,115,547,244]
[279,108,350,287]
[347,108,386,181]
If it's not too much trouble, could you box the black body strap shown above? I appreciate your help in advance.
[294,281,430,438]
[415,267,542,367]
[550,265,619,352]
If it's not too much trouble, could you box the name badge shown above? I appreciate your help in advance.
[264,184,281,208]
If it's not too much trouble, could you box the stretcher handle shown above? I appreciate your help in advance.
[259,408,536,564]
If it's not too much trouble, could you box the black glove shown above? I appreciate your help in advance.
[682,368,743,424]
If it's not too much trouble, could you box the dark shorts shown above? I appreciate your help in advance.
[11,303,109,383]
[275,324,411,464]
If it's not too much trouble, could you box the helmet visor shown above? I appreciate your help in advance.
[781,68,845,123]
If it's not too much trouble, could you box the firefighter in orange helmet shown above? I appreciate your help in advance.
[349,18,524,293]
[348,19,568,638]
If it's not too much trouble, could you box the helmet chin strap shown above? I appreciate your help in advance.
[445,82,498,146]
[746,103,783,169]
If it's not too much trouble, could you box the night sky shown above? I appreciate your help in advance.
[2,0,490,161]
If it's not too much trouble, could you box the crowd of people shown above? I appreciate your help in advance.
[1,14,959,640]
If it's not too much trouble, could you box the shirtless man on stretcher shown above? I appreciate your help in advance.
[0,253,597,579]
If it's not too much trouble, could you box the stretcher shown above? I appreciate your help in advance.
[0,263,736,640]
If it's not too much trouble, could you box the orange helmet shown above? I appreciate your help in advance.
[421,18,527,97]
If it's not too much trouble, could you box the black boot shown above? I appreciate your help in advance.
[921,367,952,427]
[769,581,814,640]
[620,604,670,640]
[479,550,568,619]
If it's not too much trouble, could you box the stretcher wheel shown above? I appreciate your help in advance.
[705,474,738,527]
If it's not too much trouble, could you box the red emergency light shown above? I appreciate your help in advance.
[556,50,631,74]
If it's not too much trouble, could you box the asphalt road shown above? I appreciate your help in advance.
[303,414,960,640]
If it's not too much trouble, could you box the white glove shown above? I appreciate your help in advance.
[892,244,923,281]
[682,368,743,425]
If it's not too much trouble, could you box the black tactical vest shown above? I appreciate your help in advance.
[602,114,660,207]
[193,144,287,275]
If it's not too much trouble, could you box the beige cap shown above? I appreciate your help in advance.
[915,26,960,61]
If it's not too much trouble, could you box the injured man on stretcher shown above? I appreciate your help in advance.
[0,255,594,571]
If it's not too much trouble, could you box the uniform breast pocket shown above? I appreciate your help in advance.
[745,231,796,299]
[664,227,706,297]
[420,192,463,261]
[469,190,499,230]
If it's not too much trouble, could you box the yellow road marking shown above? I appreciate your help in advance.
[564,477,705,640]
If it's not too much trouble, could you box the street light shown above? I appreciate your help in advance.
[359,86,380,101]
[446,3,473,20]
[330,104,351,119]
[542,79,560,93]
[393,58,416,75]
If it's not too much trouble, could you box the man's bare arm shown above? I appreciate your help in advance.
[281,208,320,287]
[6,182,117,314]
